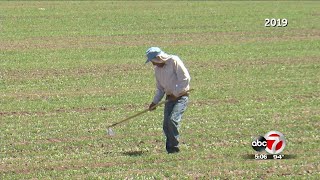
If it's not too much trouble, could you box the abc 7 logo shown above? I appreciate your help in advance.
[251,131,286,154]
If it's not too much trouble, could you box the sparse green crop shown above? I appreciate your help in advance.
[0,1,319,179]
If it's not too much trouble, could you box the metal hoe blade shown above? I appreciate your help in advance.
[107,128,115,136]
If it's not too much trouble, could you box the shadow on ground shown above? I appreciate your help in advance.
[122,150,144,156]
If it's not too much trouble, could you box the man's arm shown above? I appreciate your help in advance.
[149,77,165,111]
[153,77,165,104]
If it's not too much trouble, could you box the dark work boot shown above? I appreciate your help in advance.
[167,147,180,154]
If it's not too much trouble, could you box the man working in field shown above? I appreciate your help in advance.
[145,47,191,154]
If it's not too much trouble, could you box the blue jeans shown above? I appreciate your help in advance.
[163,95,189,152]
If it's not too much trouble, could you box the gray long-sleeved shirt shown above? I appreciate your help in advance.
[152,55,191,104]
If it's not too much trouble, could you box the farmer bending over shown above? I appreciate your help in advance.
[145,47,191,154]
